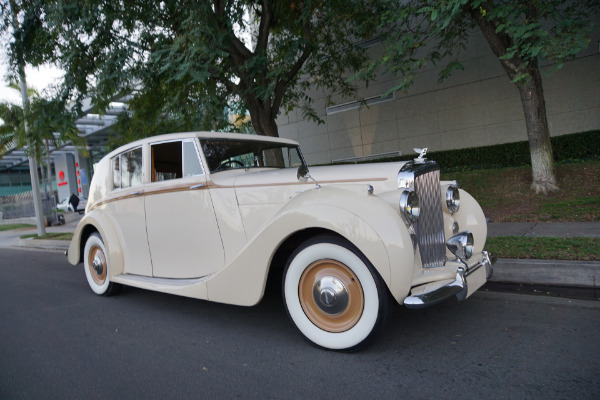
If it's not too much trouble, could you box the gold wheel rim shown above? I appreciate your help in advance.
[88,245,107,286]
[298,259,364,333]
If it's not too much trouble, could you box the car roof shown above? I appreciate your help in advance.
[106,131,300,158]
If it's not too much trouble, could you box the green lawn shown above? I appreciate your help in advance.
[441,160,600,222]
[486,236,600,261]
[20,232,74,241]
[0,224,34,232]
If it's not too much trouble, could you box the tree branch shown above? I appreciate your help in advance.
[271,18,313,115]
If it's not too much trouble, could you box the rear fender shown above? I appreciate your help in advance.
[67,210,125,277]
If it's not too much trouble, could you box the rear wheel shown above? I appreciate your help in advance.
[84,233,121,296]
[283,235,390,351]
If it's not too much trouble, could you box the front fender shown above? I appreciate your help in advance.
[206,186,414,306]
[67,210,125,277]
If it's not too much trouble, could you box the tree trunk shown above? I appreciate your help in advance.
[515,68,558,194]
[248,105,280,137]
[468,6,558,194]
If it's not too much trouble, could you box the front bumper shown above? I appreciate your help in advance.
[403,251,495,309]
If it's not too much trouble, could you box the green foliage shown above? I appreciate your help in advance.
[0,1,81,164]
[351,130,600,171]
[43,0,384,138]
[0,93,83,163]
[371,0,599,90]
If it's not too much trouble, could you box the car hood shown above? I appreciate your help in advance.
[211,162,405,197]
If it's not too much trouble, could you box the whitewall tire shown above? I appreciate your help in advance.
[84,233,120,296]
[283,235,390,351]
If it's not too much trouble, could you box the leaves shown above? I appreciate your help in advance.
[35,0,383,140]
[371,0,599,86]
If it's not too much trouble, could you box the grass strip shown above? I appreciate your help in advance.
[20,232,74,241]
[0,224,34,232]
[486,236,600,261]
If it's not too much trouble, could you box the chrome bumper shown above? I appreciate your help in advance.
[404,251,495,309]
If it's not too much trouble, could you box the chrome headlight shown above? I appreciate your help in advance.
[446,184,460,214]
[399,189,420,224]
[446,231,474,260]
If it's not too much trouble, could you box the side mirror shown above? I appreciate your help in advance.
[297,164,309,183]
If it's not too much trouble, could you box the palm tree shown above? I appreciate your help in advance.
[0,83,84,194]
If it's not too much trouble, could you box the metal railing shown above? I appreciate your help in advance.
[0,191,57,221]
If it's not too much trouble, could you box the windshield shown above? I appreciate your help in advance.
[200,138,305,173]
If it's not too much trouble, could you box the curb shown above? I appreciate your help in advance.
[14,238,69,251]
[490,258,600,288]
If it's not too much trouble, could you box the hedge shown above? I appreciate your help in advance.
[347,130,600,171]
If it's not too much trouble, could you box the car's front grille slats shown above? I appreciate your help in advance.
[414,169,446,268]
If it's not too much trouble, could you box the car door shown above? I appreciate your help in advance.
[144,138,225,279]
[106,146,153,276]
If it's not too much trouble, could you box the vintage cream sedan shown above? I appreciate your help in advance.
[67,131,494,350]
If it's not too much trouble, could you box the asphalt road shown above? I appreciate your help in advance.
[1,248,599,400]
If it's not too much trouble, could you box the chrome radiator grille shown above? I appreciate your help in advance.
[414,169,446,268]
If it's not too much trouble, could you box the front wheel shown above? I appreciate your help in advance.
[283,235,391,351]
[83,233,121,296]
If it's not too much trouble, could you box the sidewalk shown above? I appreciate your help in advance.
[488,222,600,238]
[1,217,599,291]
[0,213,81,251]
[487,222,600,290]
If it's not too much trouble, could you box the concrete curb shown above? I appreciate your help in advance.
[14,238,69,251]
[490,258,600,288]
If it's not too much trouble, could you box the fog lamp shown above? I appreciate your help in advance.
[446,231,474,260]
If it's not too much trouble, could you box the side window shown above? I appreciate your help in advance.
[112,147,143,190]
[112,156,121,189]
[152,140,203,182]
[183,141,203,177]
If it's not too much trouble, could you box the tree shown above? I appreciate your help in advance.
[45,0,384,141]
[1,0,80,233]
[367,0,599,194]
[1,0,51,235]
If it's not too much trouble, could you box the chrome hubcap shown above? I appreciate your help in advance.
[92,255,104,275]
[313,276,349,315]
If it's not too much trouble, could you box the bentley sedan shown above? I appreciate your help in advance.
[67,131,494,350]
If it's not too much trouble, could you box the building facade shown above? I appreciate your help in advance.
[276,29,600,165]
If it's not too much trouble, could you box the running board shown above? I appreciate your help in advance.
[111,273,211,300]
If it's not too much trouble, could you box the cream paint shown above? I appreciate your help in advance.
[208,188,248,265]
[144,175,225,279]
[103,190,152,276]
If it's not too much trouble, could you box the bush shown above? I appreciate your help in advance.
[348,130,600,172]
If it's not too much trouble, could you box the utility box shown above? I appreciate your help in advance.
[54,153,78,203]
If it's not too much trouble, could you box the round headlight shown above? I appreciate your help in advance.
[446,184,460,214]
[400,189,420,224]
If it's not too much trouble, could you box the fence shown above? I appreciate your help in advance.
[0,191,57,221]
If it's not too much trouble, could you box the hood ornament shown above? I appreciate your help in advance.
[413,147,428,164]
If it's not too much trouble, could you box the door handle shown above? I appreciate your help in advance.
[190,184,205,190]
[131,191,143,196]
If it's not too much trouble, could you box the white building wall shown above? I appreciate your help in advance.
[277,29,600,165]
